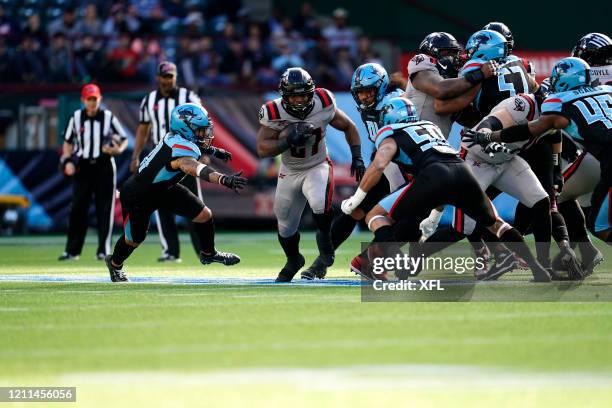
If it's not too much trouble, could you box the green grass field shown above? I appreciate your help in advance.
[1,232,612,407]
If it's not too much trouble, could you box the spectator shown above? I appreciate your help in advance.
[293,3,320,39]
[356,36,382,65]
[106,32,140,81]
[322,8,357,57]
[0,6,19,45]
[102,4,140,39]
[304,36,337,85]
[162,0,188,18]
[335,47,355,86]
[196,36,220,86]
[13,35,45,83]
[176,35,199,87]
[271,38,304,75]
[182,11,204,37]
[48,7,79,39]
[271,17,305,56]
[46,32,73,82]
[75,3,103,37]
[21,13,46,49]
[218,37,247,84]
[0,38,17,82]
[75,34,104,81]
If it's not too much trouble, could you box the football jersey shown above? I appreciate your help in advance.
[460,57,531,119]
[405,53,453,136]
[541,85,612,162]
[259,88,336,171]
[374,120,458,175]
[468,93,541,164]
[591,65,612,86]
[134,133,201,189]
[359,88,404,143]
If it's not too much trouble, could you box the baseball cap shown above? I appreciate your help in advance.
[81,83,101,100]
[157,61,177,77]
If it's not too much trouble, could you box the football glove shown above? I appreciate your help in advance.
[350,145,365,182]
[483,142,512,157]
[219,170,247,194]
[286,122,316,147]
[203,146,232,162]
[462,128,493,148]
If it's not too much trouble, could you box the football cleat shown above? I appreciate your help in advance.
[96,253,106,261]
[559,246,585,280]
[200,251,241,266]
[105,255,129,282]
[157,254,182,263]
[473,245,492,279]
[578,242,604,277]
[478,250,518,281]
[300,256,329,280]
[58,252,79,261]
[276,254,306,282]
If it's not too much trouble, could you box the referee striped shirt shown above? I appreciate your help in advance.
[64,109,127,159]
[139,87,202,145]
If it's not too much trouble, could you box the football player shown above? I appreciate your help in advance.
[464,57,611,275]
[483,21,536,80]
[105,104,246,282]
[341,97,552,282]
[256,68,364,282]
[303,63,405,280]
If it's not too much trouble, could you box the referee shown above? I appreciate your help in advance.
[131,61,213,262]
[58,83,128,261]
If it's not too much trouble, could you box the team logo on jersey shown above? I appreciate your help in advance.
[514,98,526,112]
[259,106,265,120]
[413,55,425,65]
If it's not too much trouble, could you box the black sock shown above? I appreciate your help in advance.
[278,232,300,258]
[499,227,538,267]
[559,200,589,243]
[550,211,570,243]
[331,213,358,249]
[513,203,533,235]
[194,218,215,255]
[111,235,136,267]
[374,225,394,242]
[530,198,552,265]
[392,218,421,243]
[312,212,334,257]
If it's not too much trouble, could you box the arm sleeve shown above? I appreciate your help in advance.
[139,95,150,124]
[63,116,76,144]
[110,115,127,141]
[459,59,485,76]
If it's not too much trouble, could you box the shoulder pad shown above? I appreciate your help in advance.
[541,94,564,114]
[165,134,201,159]
[260,100,281,122]
[460,58,486,76]
[408,54,437,75]
[315,88,335,109]
[374,126,397,149]
[515,94,538,120]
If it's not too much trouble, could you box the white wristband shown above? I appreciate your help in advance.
[196,163,206,176]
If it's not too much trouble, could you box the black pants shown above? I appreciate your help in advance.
[65,157,116,256]
[121,178,204,245]
[380,160,497,241]
[156,175,203,257]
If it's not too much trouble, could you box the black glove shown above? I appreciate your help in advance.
[286,122,315,147]
[462,128,493,148]
[483,142,512,157]
[219,170,247,194]
[201,146,232,162]
[349,145,365,182]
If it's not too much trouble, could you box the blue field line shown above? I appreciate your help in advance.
[0,274,364,286]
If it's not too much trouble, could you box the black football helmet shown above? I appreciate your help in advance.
[572,33,612,66]
[418,32,463,78]
[279,67,316,119]
[483,22,514,53]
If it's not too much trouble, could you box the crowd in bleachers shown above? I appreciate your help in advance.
[0,1,385,89]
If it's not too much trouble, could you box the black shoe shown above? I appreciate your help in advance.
[105,255,129,282]
[158,254,182,263]
[300,255,330,280]
[200,250,240,266]
[58,252,79,261]
[478,251,518,281]
[96,253,105,261]
[578,242,604,277]
[559,246,585,280]
[276,254,305,282]
[531,263,552,282]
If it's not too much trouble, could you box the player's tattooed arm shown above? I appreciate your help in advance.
[466,114,570,146]
[171,157,247,192]
[255,125,286,158]
[433,86,480,115]
[412,61,496,100]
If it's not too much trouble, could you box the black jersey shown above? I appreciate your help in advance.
[542,85,612,162]
[460,57,531,118]
[373,120,459,175]
[359,88,404,143]
[133,133,201,190]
